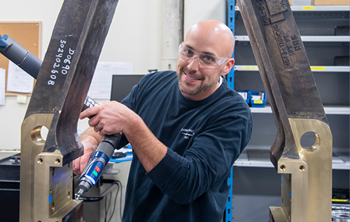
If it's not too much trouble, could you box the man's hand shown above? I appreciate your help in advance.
[73,128,101,175]
[79,100,167,173]
[79,101,134,135]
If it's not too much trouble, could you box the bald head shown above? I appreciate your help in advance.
[185,20,235,58]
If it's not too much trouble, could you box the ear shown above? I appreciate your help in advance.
[221,58,235,77]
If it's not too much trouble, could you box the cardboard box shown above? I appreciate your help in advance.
[312,0,350,5]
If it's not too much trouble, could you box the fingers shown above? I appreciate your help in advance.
[80,101,126,135]
[80,158,88,175]
[72,153,89,175]
[73,145,97,175]
[80,106,102,132]
[73,158,81,175]
[79,105,100,120]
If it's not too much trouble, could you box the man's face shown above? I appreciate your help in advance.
[176,42,227,101]
[176,24,233,101]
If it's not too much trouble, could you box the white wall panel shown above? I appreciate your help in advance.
[184,0,226,38]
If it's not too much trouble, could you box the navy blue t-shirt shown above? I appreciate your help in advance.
[120,71,252,222]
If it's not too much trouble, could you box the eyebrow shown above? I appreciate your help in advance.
[184,44,216,57]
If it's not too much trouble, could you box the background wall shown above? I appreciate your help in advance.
[184,0,226,35]
[0,0,225,149]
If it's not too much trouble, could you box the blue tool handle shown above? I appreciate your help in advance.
[80,132,122,178]
[83,157,106,185]
[77,133,122,195]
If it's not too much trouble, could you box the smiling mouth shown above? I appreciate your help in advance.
[183,72,201,83]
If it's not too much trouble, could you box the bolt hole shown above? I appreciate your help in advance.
[55,159,60,165]
[37,158,43,164]
[300,131,320,152]
[31,126,49,144]
[299,165,306,171]
[280,165,286,171]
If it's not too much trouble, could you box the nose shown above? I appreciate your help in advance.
[187,56,200,71]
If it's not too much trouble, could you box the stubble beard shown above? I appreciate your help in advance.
[177,69,219,97]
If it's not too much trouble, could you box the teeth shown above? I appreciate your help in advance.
[185,73,196,80]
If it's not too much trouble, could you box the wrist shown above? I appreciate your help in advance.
[79,128,102,149]
[123,112,144,136]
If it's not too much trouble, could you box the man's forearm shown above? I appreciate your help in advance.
[124,114,167,173]
[79,127,103,148]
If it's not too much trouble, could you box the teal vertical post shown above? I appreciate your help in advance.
[227,0,236,90]
[225,167,234,222]
[225,1,235,221]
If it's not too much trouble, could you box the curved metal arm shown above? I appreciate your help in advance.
[237,0,332,221]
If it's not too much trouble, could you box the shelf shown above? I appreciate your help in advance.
[234,65,350,72]
[235,5,350,12]
[291,5,350,12]
[250,106,350,115]
[232,3,350,172]
[234,148,350,170]
[235,35,350,42]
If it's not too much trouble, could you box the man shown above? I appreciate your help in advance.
[74,20,252,222]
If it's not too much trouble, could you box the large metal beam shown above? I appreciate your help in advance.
[20,0,119,221]
[237,0,332,221]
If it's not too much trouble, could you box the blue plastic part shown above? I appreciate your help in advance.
[83,151,109,185]
[0,34,8,48]
[236,90,267,107]
[249,90,267,107]
[110,153,133,163]
[48,193,52,203]
[93,151,110,164]
[84,161,104,185]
